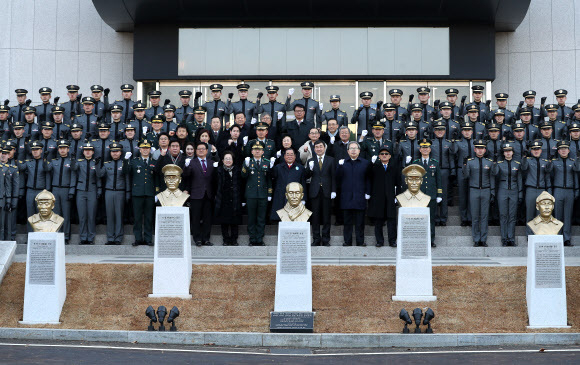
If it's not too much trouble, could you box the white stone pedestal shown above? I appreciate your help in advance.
[150,207,192,298]
[20,232,66,324]
[392,207,436,302]
[526,235,570,328]
[0,241,17,284]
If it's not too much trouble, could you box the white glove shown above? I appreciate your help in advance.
[301,200,306,206]
[270,159,275,168]
[365,194,371,200]
[330,136,335,144]
[242,202,246,207]
[150,147,156,153]
[276,150,282,158]
[213,161,218,167]
[180,150,183,154]
[251,117,257,125]
[277,111,284,120]
[244,157,250,166]
[268,197,272,202]
[405,156,411,164]
[436,197,442,203]
[339,159,344,165]
[331,192,336,199]
[124,152,132,160]
[371,155,377,163]
[142,126,148,135]
[308,161,314,170]
[243,136,248,146]
[361,130,368,138]
[319,102,323,110]
[185,158,191,167]
[155,196,159,203]
[288,88,295,96]
[395,198,398,204]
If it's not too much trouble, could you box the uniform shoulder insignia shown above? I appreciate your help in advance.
[467,158,474,161]
[431,158,439,162]
[498,160,504,163]
[486,158,493,162]
[313,99,318,103]
[436,118,442,121]
[325,110,330,113]
[77,159,83,162]
[515,160,521,164]
[76,114,82,117]
[104,160,111,164]
[543,159,549,162]
[263,158,270,162]
[19,160,23,164]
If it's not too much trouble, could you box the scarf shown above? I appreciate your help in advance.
[283,202,305,221]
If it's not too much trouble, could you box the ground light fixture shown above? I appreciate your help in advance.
[157,306,167,331]
[412,308,423,333]
[145,305,157,331]
[423,308,435,333]
[168,306,180,332]
[399,309,412,333]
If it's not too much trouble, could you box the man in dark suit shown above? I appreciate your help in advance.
[305,140,336,246]
[336,141,371,246]
[182,142,216,246]
[367,144,401,247]
[154,137,186,191]
[281,104,313,149]
[270,148,307,221]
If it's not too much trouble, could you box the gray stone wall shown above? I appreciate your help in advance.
[0,0,134,104]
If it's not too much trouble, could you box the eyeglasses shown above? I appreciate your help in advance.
[379,152,389,155]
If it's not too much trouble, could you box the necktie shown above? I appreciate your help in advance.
[384,164,387,171]
[423,159,428,167]
[201,159,207,173]
[318,156,323,169]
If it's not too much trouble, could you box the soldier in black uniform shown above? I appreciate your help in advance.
[112,84,136,123]
[51,106,70,140]
[257,86,286,135]
[545,104,567,140]
[22,106,40,141]
[162,104,179,136]
[470,85,490,123]
[437,101,461,140]
[408,87,436,123]
[9,89,29,123]
[38,121,58,161]
[521,141,551,235]
[60,85,81,122]
[554,89,573,122]
[489,93,516,125]
[46,139,75,244]
[351,91,377,136]
[145,90,163,120]
[0,105,10,139]
[201,84,229,126]
[285,81,322,128]
[108,104,126,141]
[388,89,409,122]
[516,90,545,125]
[538,121,558,160]
[0,144,17,240]
[128,102,150,141]
[35,87,54,123]
[228,83,258,126]
[378,103,404,142]
[90,85,110,120]
[19,141,50,231]
[74,96,99,137]
[73,142,101,245]
[519,107,539,142]
[321,95,348,127]
[431,121,455,226]
[452,121,475,226]
[175,90,194,123]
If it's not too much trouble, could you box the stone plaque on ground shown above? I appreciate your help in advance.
[150,207,192,299]
[270,312,314,333]
[392,207,436,302]
[526,235,569,328]
[21,232,66,324]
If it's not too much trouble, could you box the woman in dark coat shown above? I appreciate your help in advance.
[214,151,243,246]
[270,147,307,221]
[367,145,402,247]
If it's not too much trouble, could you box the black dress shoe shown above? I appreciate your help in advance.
[439,222,446,227]
[257,242,265,246]
[203,241,214,246]
[147,242,154,246]
[473,241,479,247]
[195,241,202,247]
[105,241,114,245]
[114,241,122,245]
[564,240,574,246]
[376,242,384,247]
[88,241,94,245]
[461,221,468,227]
[502,240,507,247]
[248,242,254,246]
[322,242,331,247]
[79,240,87,245]
[232,240,239,246]
[343,242,352,247]
[65,239,70,245]
[132,241,139,247]
[431,242,436,248]
[389,242,397,247]
[481,242,488,247]
[311,242,320,247]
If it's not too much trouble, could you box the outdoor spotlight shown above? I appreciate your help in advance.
[168,306,180,332]
[145,305,157,331]
[157,306,167,331]
[399,309,412,334]
[423,308,435,333]
[412,308,423,333]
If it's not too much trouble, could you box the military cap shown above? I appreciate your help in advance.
[178,90,192,97]
[30,141,44,149]
[35,190,55,202]
[389,89,403,96]
[66,85,80,92]
[163,104,176,112]
[15,89,28,96]
[495,93,509,100]
[133,102,146,111]
[251,140,265,149]
[433,120,446,130]
[329,94,341,102]
[473,139,487,148]
[487,123,500,131]
[494,109,505,116]
[405,121,418,129]
[539,121,552,129]
[417,87,430,94]
[529,140,542,149]
[419,138,432,147]
[445,88,459,96]
[192,106,206,114]
[12,121,25,129]
[70,123,83,131]
[554,89,568,97]
[162,164,182,176]
[471,85,484,92]
[502,142,514,151]
[402,164,426,177]
[124,125,135,131]
[110,104,123,112]
[148,90,162,97]
[439,101,453,109]
[256,122,269,130]
[39,87,52,94]
[109,142,123,151]
[90,85,104,92]
[371,121,385,129]
[82,142,94,150]
[210,84,223,92]
[410,103,423,112]
[523,90,536,98]
[379,145,392,154]
[360,91,373,99]
[81,96,95,104]
[536,191,555,204]
[51,105,65,114]
[545,103,558,112]
[237,83,250,91]
[41,121,54,130]
[383,102,396,110]
[138,140,151,148]
[461,121,474,129]
[1,144,11,153]
[0,105,9,113]
[568,122,580,131]
[573,104,580,112]
[4,141,15,150]
[120,84,134,91]
[151,114,164,123]
[23,106,36,114]
[97,122,110,130]
[300,81,314,89]
[557,140,570,149]
[519,107,532,115]
[466,104,480,113]
[512,122,525,131]
[266,85,279,93]
[57,139,70,148]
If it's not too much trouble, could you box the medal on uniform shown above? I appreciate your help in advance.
[251,171,254,174]
[137,168,141,173]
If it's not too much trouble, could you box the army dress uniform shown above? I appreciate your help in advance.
[60,85,82,121]
[244,137,275,160]
[175,90,194,123]
[520,141,552,235]
[413,141,442,245]
[1,148,18,241]
[51,106,71,140]
[18,141,50,232]
[321,95,348,127]
[516,90,545,125]
[437,101,461,140]
[228,84,258,124]
[431,121,455,225]
[112,84,136,123]
[128,102,151,141]
[553,89,573,122]
[72,143,101,244]
[0,156,12,241]
[73,96,100,137]
[360,123,392,161]
[387,89,409,122]
[487,93,516,124]
[545,104,567,140]
[145,90,164,121]
[285,82,322,128]
[9,89,28,123]
[202,84,230,126]
[407,87,436,122]
[35,87,54,123]
[46,139,75,242]
[92,122,116,165]
[398,121,420,167]
[352,92,378,135]
[381,103,404,142]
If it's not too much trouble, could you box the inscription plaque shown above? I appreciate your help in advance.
[279,228,308,275]
[535,241,563,289]
[400,214,429,259]
[28,239,56,285]
[270,312,314,333]
[157,214,185,258]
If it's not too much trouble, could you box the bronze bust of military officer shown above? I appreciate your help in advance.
[277,182,312,222]
[157,164,190,207]
[396,164,430,208]
[28,190,65,232]
[527,191,563,235]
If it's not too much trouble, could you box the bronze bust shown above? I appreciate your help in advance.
[156,164,190,207]
[396,164,430,208]
[277,182,312,222]
[527,191,563,235]
[28,190,64,232]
